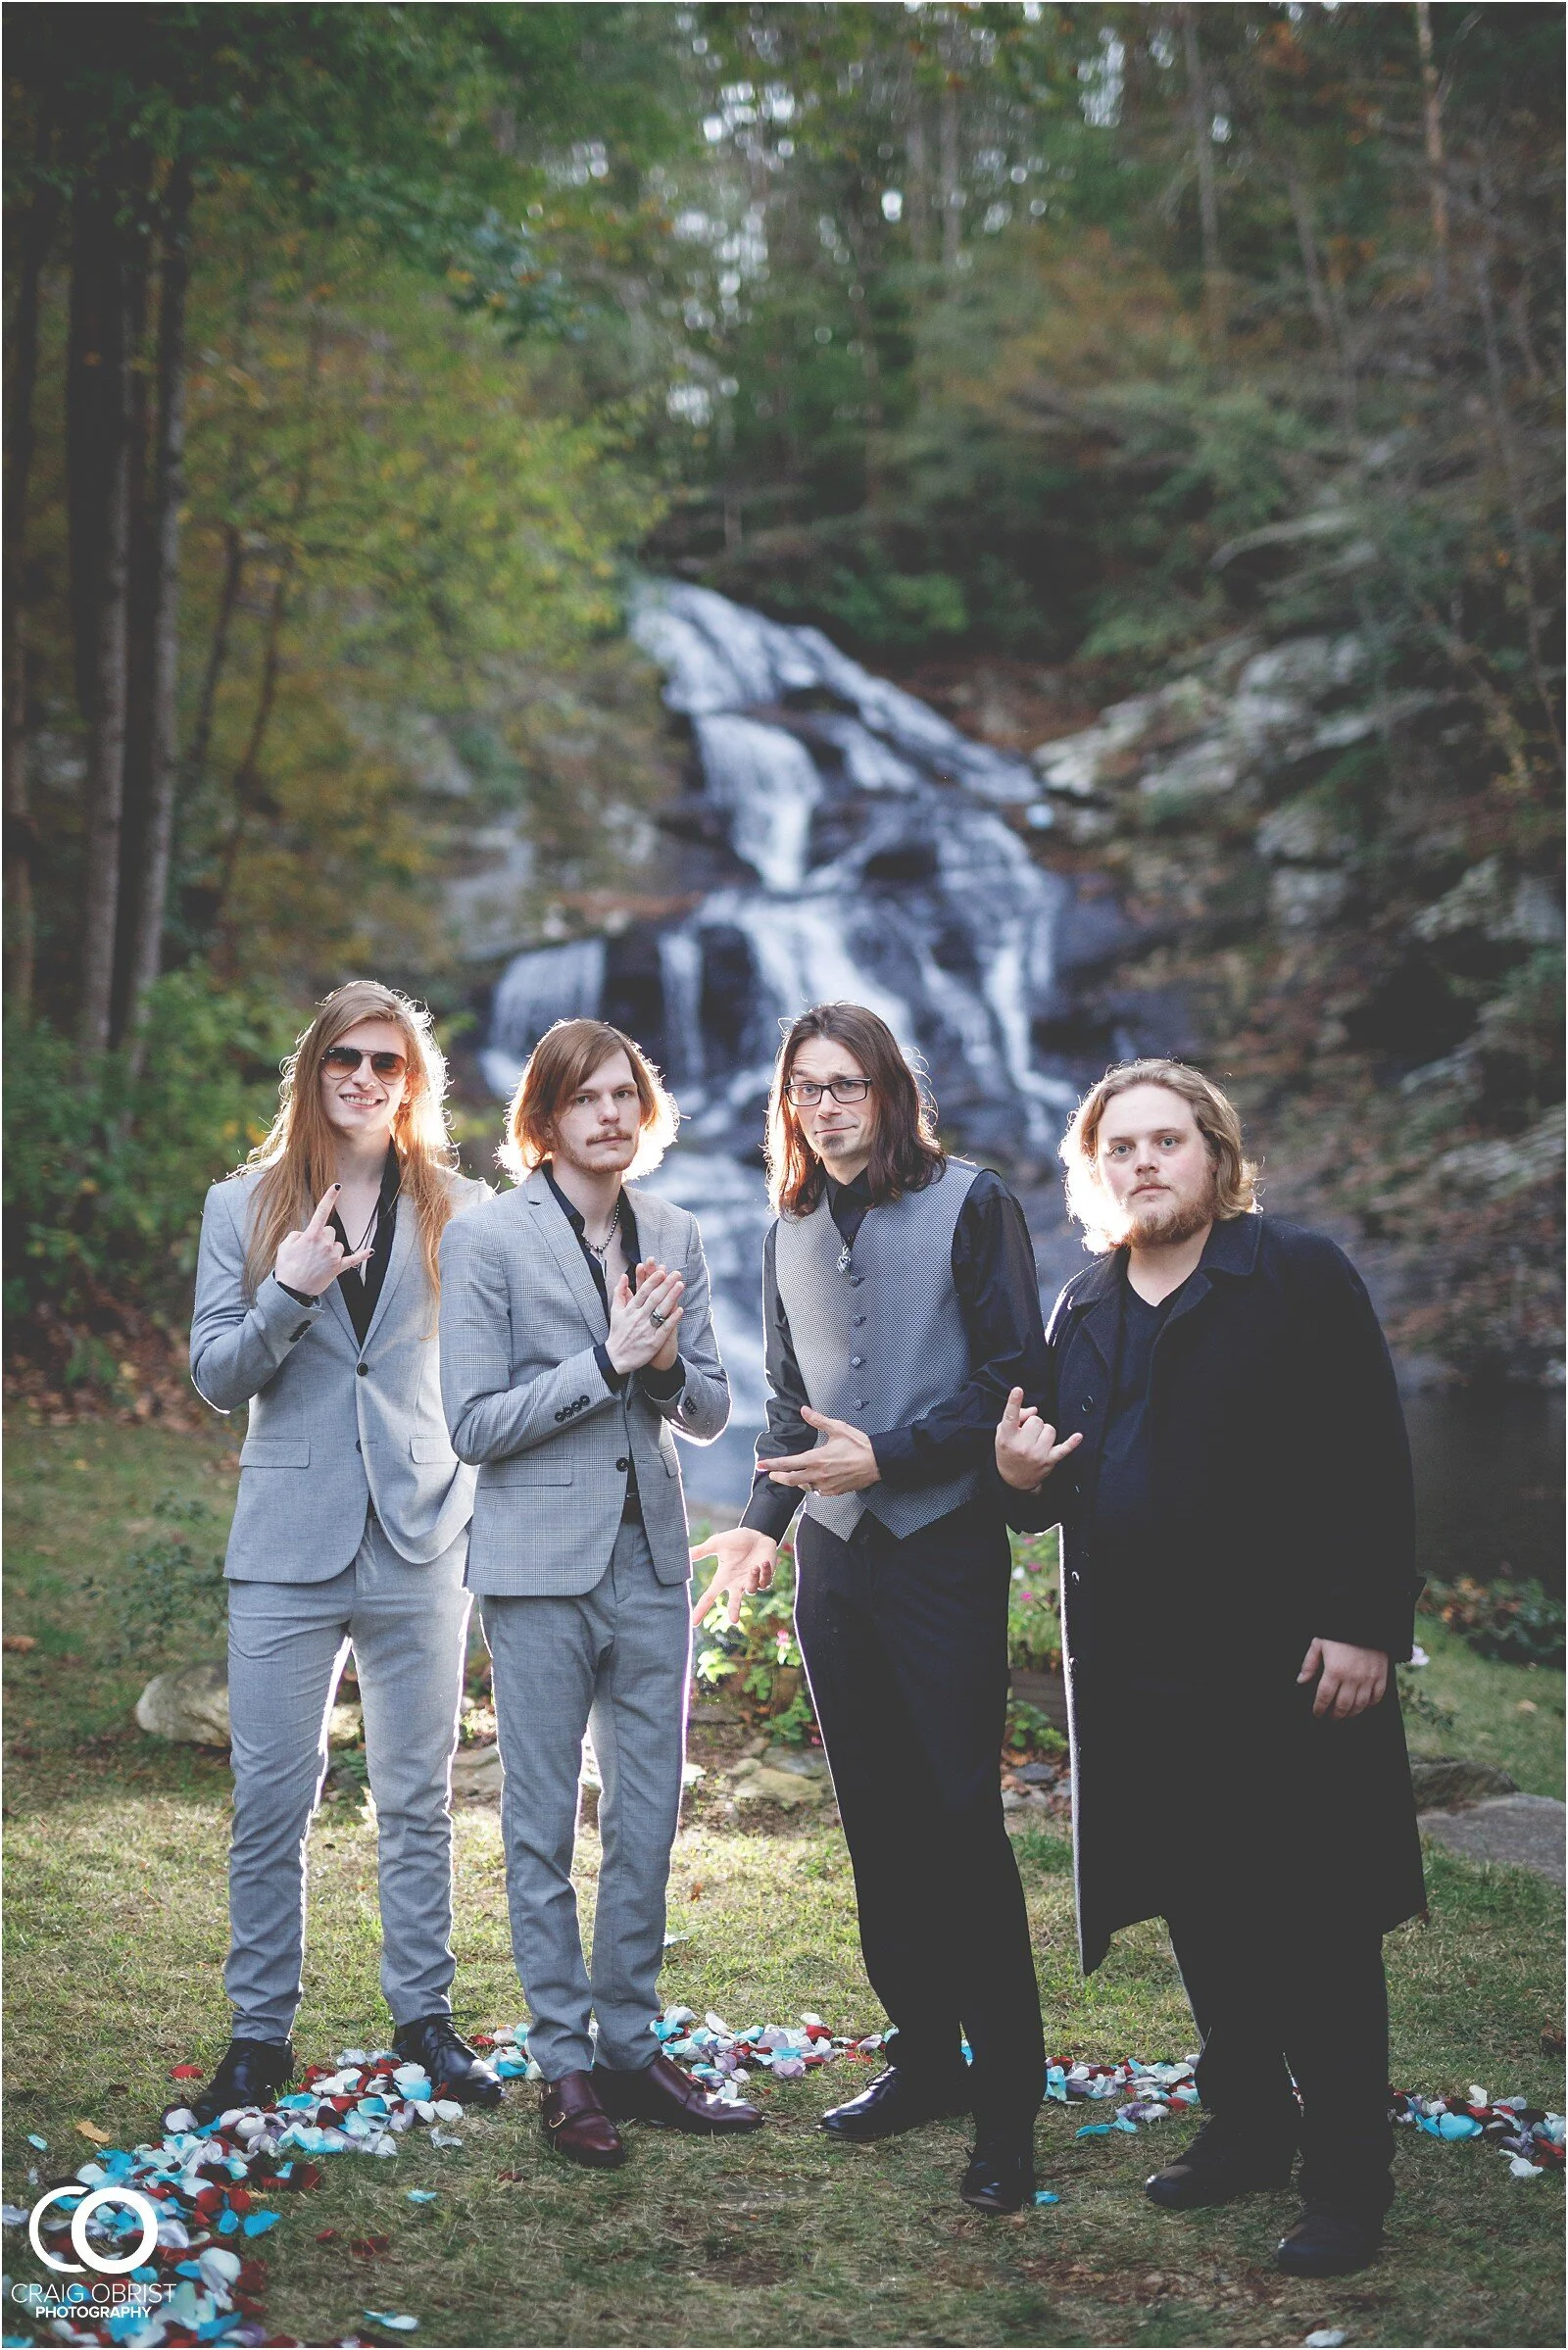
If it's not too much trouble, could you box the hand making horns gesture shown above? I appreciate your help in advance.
[994,1387,1083,1493]
[273,1186,375,1298]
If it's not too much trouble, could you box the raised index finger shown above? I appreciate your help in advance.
[304,1186,342,1238]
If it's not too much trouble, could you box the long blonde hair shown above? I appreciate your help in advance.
[1060,1057,1260,1252]
[237,981,461,1302]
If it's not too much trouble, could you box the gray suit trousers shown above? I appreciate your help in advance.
[482,1518,691,2080]
[225,1510,471,2041]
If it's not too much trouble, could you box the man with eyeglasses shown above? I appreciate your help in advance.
[693,1002,1052,2214]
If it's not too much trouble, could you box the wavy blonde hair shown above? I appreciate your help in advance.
[501,1017,678,1183]
[236,981,460,1302]
[1060,1058,1260,1253]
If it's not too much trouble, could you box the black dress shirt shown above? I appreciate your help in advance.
[280,1146,400,1346]
[542,1163,687,1409]
[1087,1264,1192,1669]
[741,1164,1051,1541]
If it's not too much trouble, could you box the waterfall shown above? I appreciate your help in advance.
[483,579,1102,1499]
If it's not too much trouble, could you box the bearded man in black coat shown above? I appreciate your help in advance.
[997,1059,1425,2280]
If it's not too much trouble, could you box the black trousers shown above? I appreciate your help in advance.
[1166,1905,1395,2219]
[794,1498,1045,2136]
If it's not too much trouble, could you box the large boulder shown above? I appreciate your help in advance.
[1408,1755,1519,1809]
[135,1662,230,1745]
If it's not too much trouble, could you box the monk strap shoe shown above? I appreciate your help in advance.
[1275,2207,1384,2277]
[393,2015,503,2108]
[959,2138,1037,2214]
[1145,2119,1297,2210]
[820,2065,971,2142]
[180,2037,294,2128]
[540,2070,626,2168]
[594,2052,763,2134]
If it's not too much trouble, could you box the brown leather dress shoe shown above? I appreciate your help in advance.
[540,2069,626,2168]
[594,2052,764,2134]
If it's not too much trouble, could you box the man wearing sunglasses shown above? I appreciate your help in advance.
[693,1002,1053,2214]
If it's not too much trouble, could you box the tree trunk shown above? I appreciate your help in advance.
[70,177,137,1053]
[124,165,193,1068]
[3,176,61,1020]
[1414,0,1451,324]
[1284,164,1355,431]
[1179,7,1225,361]
[939,81,961,270]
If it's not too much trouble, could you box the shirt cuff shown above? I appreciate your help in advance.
[866,1426,920,1488]
[639,1355,686,1399]
[276,1281,318,1309]
[594,1342,627,1394]
[740,1471,801,1543]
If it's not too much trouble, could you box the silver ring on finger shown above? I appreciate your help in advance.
[649,1308,666,1328]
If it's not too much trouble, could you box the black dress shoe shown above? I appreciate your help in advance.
[179,2038,294,2128]
[960,2139,1036,2214]
[595,2053,763,2134]
[1275,2207,1384,2277]
[820,2065,971,2142]
[1145,2118,1297,2211]
[393,2015,503,2108]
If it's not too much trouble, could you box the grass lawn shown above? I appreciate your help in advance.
[4,1418,1564,2348]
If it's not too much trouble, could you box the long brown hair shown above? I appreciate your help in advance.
[766,1002,946,1217]
[1060,1057,1260,1252]
[237,981,461,1302]
[500,1017,679,1183]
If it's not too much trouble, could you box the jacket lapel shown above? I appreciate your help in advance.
[363,1200,416,1349]
[1066,1254,1122,1372]
[523,1172,611,1336]
[321,1274,357,1346]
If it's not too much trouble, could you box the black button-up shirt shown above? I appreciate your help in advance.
[742,1163,1051,1540]
[280,1146,400,1346]
[542,1164,687,1412]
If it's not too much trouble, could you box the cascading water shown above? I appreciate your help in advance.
[483,580,1131,1499]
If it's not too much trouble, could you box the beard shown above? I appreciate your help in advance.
[1112,1168,1219,1249]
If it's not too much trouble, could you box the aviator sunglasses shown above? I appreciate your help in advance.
[322,1045,409,1081]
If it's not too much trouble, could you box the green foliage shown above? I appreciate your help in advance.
[692,1541,813,1738]
[1007,1533,1062,1674]
[1003,1698,1066,1760]
[83,1490,226,1670]
[1423,1577,1566,1672]
[3,967,300,1327]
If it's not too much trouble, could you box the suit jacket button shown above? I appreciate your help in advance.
[855,1398,868,1409]
[849,1274,863,1287]
[357,1362,368,1377]
[290,1323,311,1342]
[853,1315,866,1327]
[615,1456,629,1472]
[1081,1395,1093,1409]
[851,1355,863,1367]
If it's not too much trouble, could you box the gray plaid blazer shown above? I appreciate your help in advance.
[190,1164,491,1580]
[439,1171,728,1594]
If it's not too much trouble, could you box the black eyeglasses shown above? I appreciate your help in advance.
[784,1076,871,1106]
[323,1046,409,1080]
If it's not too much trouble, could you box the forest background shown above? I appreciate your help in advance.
[4,0,1562,1409]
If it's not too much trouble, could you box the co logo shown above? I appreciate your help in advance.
[27,2184,160,2276]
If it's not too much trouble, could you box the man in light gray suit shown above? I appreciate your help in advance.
[441,1016,766,2167]
[186,983,501,2124]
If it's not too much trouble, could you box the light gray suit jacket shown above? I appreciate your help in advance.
[190,1164,490,1580]
[439,1171,728,1595]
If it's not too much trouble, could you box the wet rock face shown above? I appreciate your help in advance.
[485,581,1161,1165]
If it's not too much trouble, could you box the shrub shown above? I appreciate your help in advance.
[4,968,301,1343]
[83,1489,227,1669]
[1008,1531,1062,1674]
[1421,1576,1565,1670]
[692,1539,814,1740]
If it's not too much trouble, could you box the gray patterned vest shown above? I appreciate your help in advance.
[772,1159,981,1541]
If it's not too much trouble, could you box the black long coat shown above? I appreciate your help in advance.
[1021,1213,1427,1974]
